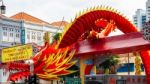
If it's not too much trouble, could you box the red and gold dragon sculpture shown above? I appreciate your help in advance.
[7,6,118,82]
[7,32,76,82]
[7,5,145,83]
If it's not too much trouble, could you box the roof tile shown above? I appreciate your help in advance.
[50,21,69,27]
[10,12,50,25]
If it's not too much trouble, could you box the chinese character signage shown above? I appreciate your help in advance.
[1,44,33,63]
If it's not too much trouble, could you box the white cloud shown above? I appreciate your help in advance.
[4,0,147,23]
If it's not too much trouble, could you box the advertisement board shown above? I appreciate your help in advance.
[1,44,33,63]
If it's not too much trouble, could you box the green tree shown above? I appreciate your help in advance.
[99,55,119,74]
[51,33,62,44]
[66,65,80,77]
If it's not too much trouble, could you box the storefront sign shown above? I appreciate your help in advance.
[21,29,25,44]
[1,44,33,63]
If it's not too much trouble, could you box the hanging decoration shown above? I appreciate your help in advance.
[135,53,141,75]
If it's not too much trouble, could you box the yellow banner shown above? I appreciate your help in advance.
[2,44,33,63]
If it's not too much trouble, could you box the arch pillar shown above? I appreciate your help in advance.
[140,51,150,84]
[79,55,96,84]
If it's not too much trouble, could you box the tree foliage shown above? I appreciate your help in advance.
[51,33,62,44]
[66,65,80,77]
[99,55,119,74]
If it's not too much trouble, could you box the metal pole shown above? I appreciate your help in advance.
[1,0,3,5]
[0,0,3,4]
[27,60,36,84]
[128,53,130,75]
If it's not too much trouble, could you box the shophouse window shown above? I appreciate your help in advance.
[10,33,13,37]
[9,28,13,31]
[27,34,30,39]
[32,36,35,39]
[16,34,20,38]
[3,32,7,36]
[32,32,36,40]
[37,32,42,40]
[37,36,42,40]
[27,31,30,39]
[2,27,7,31]
[16,29,20,33]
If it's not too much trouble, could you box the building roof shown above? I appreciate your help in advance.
[0,14,10,19]
[0,14,7,18]
[50,21,69,27]
[10,12,50,25]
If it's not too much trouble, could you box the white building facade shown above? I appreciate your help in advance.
[0,14,63,83]
[0,16,22,48]
[133,9,146,30]
[0,15,22,83]
[23,21,62,45]
[146,0,150,21]
[0,14,63,47]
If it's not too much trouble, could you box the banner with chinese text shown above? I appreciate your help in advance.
[1,44,33,63]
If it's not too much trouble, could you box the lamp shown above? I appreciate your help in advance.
[0,0,6,14]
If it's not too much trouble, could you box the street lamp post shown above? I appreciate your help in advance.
[128,53,130,75]
[0,0,6,14]
[25,60,38,84]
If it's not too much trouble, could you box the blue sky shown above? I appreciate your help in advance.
[3,0,147,23]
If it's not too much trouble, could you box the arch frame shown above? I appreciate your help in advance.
[58,7,150,84]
